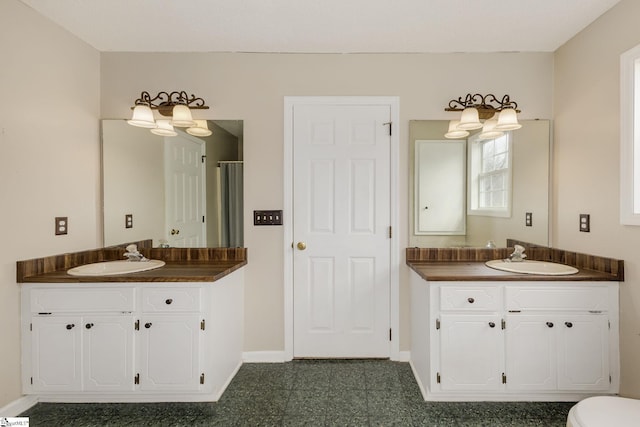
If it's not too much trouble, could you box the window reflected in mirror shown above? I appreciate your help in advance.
[468,132,512,217]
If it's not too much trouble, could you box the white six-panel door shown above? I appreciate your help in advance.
[165,135,206,247]
[292,103,391,358]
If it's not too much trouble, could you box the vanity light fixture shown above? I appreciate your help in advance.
[444,93,521,139]
[477,117,504,140]
[444,120,470,139]
[127,91,210,137]
[150,120,178,137]
[186,120,212,137]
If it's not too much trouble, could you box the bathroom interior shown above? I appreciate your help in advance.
[2,0,640,426]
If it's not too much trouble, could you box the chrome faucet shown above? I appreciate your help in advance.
[507,245,527,262]
[124,244,148,262]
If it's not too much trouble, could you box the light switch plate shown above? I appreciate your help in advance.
[125,214,133,229]
[254,210,283,226]
[55,217,68,235]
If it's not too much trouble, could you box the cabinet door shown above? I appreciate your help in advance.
[139,314,201,391]
[557,314,610,391]
[31,316,82,392]
[439,314,503,391]
[83,315,135,391]
[505,315,556,390]
[415,140,466,235]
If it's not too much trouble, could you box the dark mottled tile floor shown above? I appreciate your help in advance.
[20,360,574,426]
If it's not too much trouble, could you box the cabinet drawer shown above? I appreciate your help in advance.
[141,288,201,312]
[30,288,135,313]
[505,286,609,311]
[440,286,502,311]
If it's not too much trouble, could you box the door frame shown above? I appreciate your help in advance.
[283,96,400,360]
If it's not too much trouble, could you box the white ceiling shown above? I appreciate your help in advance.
[20,0,621,53]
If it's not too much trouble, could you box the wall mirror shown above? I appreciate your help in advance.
[102,119,243,248]
[409,119,550,248]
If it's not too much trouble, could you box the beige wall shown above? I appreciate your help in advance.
[554,0,640,397]
[0,0,100,407]
[101,52,554,354]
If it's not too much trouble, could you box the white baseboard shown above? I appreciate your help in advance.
[213,360,243,401]
[242,351,288,363]
[409,360,428,401]
[395,351,411,362]
[0,395,38,417]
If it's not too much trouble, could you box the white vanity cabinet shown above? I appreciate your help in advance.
[138,287,203,391]
[504,285,611,393]
[28,286,136,393]
[439,314,504,391]
[410,273,619,401]
[437,285,505,391]
[505,313,610,392]
[82,315,135,392]
[21,268,244,402]
[30,315,83,392]
[31,314,135,392]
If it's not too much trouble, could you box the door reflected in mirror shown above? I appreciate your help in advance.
[409,119,549,248]
[102,119,243,248]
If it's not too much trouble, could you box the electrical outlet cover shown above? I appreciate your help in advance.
[579,214,590,232]
[55,217,68,235]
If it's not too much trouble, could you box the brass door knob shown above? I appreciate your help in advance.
[297,242,307,250]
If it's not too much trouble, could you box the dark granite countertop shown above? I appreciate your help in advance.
[19,260,247,283]
[17,241,248,284]
[408,261,620,282]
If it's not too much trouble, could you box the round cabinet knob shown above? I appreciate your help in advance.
[297,242,307,251]
[467,297,475,304]
[565,322,573,328]
[488,322,496,328]
[66,324,75,330]
[145,322,152,329]
[165,298,173,305]
[546,322,554,328]
[85,323,94,329]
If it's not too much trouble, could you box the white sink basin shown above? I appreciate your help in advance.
[485,259,579,276]
[67,260,165,276]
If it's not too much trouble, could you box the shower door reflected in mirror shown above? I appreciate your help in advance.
[102,119,243,248]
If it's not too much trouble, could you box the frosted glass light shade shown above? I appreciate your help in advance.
[477,118,505,140]
[186,120,212,137]
[444,120,470,139]
[127,105,156,128]
[151,120,177,137]
[495,108,522,130]
[170,105,196,127]
[457,107,483,130]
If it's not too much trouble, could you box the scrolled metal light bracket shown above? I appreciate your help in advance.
[132,91,210,116]
[445,93,520,119]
